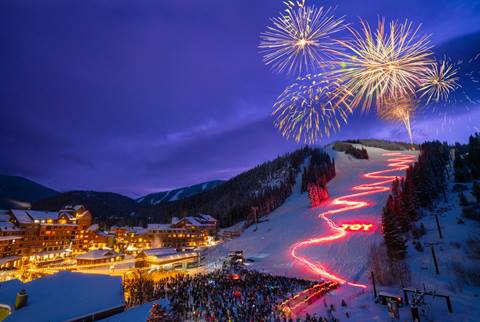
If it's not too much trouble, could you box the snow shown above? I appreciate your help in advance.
[63,144,479,322]
[391,178,480,321]
[206,146,423,320]
[0,271,124,322]
[141,248,177,257]
[98,299,169,322]
[76,249,120,260]
[168,188,184,202]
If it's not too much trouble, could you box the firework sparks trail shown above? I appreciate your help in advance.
[331,18,434,111]
[259,5,345,75]
[379,95,416,144]
[273,74,353,143]
[290,152,416,290]
[418,59,460,104]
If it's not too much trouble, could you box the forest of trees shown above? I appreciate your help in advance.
[455,133,480,222]
[372,141,450,284]
[454,133,480,182]
[301,149,336,207]
[332,141,369,159]
[345,139,416,151]
[156,147,336,228]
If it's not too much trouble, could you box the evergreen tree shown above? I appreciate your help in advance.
[454,149,472,182]
[391,178,410,232]
[382,196,407,260]
[459,192,469,206]
[402,172,419,222]
[307,183,328,207]
[468,134,480,179]
[473,181,480,203]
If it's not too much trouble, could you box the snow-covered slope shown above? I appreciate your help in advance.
[136,180,224,205]
[207,145,419,320]
[391,174,480,322]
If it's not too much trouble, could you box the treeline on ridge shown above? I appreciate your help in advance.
[332,141,369,160]
[155,147,335,228]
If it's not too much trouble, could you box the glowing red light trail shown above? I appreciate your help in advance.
[291,152,416,289]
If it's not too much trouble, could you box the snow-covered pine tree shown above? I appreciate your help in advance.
[391,178,410,233]
[401,169,419,222]
[468,133,480,179]
[382,196,407,260]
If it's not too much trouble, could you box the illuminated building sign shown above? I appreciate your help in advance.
[340,223,373,232]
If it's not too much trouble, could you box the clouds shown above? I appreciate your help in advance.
[1,0,479,196]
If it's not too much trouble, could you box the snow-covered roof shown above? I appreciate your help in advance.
[96,231,113,238]
[35,249,69,257]
[146,251,198,264]
[141,248,178,258]
[131,226,148,235]
[58,211,75,219]
[0,256,20,265]
[87,224,99,231]
[10,209,32,224]
[0,236,22,242]
[0,221,22,232]
[9,209,66,224]
[185,216,204,226]
[25,210,58,221]
[76,249,120,260]
[0,271,124,322]
[147,224,171,230]
[96,299,169,322]
[199,214,217,222]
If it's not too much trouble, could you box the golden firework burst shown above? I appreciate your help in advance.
[273,74,352,144]
[332,18,434,111]
[418,59,460,104]
[259,5,345,75]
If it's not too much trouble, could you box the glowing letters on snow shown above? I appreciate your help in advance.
[340,223,373,232]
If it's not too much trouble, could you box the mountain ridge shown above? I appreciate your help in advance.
[0,175,58,209]
[136,180,225,205]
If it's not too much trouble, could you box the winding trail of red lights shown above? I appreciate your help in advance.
[290,152,416,289]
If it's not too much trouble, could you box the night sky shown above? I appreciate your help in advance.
[1,0,479,197]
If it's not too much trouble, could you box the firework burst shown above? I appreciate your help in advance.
[378,95,416,144]
[418,59,460,104]
[259,5,345,75]
[332,18,434,111]
[273,74,352,143]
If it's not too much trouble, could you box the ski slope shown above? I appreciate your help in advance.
[210,146,418,318]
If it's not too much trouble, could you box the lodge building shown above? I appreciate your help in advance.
[0,205,219,270]
[147,214,219,248]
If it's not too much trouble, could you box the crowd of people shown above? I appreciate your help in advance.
[125,266,342,321]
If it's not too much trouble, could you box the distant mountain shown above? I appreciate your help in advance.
[32,190,162,227]
[137,180,225,206]
[0,175,58,209]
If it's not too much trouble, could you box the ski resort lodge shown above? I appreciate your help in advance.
[0,205,218,270]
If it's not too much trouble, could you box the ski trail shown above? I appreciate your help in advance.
[290,152,416,289]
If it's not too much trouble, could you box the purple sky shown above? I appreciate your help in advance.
[1,0,479,197]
